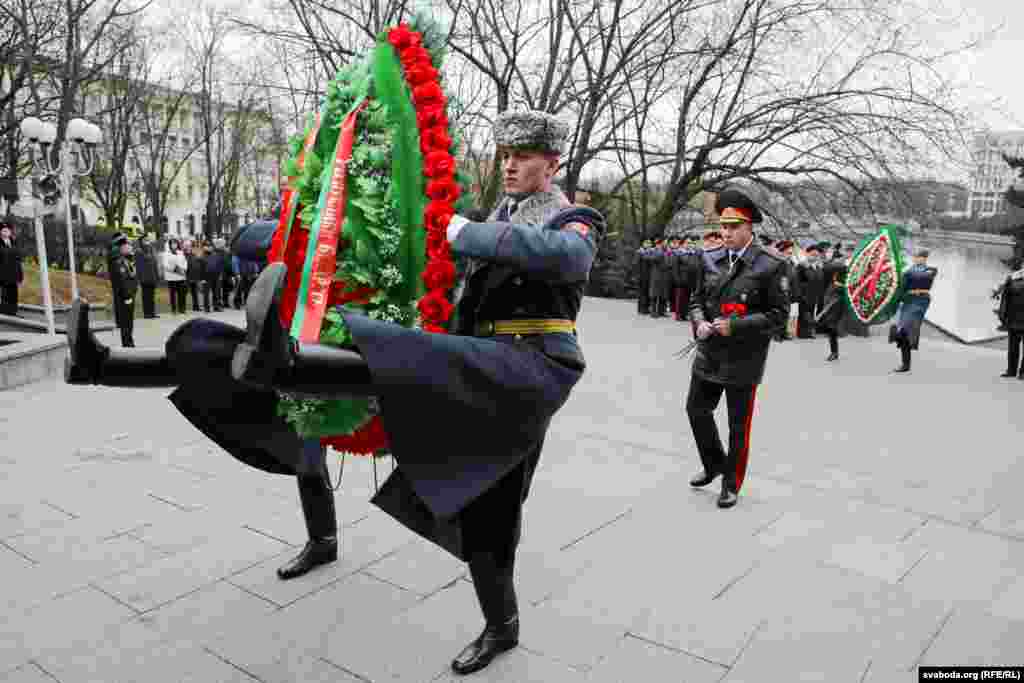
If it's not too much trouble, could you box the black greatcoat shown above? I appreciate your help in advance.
[109,254,138,329]
[356,198,604,560]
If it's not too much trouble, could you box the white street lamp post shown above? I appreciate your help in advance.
[20,116,102,334]
[19,116,57,335]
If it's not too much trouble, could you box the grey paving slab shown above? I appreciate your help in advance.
[364,535,466,596]
[319,579,479,682]
[0,662,56,683]
[42,632,256,683]
[0,500,74,539]
[93,528,286,612]
[208,572,419,679]
[8,532,167,588]
[585,635,725,683]
[0,586,136,673]
[989,573,1024,622]
[919,607,1024,666]
[898,521,1024,608]
[133,579,277,642]
[228,510,413,607]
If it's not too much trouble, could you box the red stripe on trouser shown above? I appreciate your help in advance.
[734,386,758,491]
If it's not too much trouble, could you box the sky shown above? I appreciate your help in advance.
[934,0,1024,131]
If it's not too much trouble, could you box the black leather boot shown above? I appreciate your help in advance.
[276,537,338,580]
[893,341,911,373]
[65,300,177,387]
[278,469,339,580]
[231,264,376,398]
[689,470,720,487]
[452,553,519,676]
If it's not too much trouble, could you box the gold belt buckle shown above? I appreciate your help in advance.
[478,321,495,336]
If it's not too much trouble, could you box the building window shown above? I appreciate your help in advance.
[176,220,182,234]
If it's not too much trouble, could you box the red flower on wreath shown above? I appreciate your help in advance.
[721,302,748,317]
[420,126,452,154]
[424,200,454,232]
[423,150,456,179]
[416,106,448,130]
[387,22,461,336]
[417,289,454,322]
[387,24,420,51]
[413,82,446,108]
[422,258,457,291]
[427,178,460,203]
[405,63,439,86]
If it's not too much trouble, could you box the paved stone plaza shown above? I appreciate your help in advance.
[1,298,1022,682]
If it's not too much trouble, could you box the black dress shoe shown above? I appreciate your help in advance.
[276,537,338,580]
[1000,371,1016,378]
[689,470,720,488]
[892,366,910,373]
[451,619,519,676]
[717,489,738,509]
[826,352,839,362]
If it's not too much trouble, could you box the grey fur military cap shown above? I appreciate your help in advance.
[494,110,571,155]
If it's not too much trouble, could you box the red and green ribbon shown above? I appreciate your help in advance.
[291,100,368,342]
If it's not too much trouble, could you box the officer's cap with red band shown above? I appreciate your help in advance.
[715,188,763,225]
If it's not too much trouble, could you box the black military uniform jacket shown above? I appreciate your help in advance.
[688,242,789,386]
[109,254,138,328]
[999,270,1024,332]
[796,259,825,307]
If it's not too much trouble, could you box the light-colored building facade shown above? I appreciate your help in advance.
[968,130,1024,218]
[9,71,284,239]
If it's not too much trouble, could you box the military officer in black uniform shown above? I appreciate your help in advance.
[686,189,789,508]
[109,234,139,348]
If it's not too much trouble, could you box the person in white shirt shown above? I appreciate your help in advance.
[162,238,188,314]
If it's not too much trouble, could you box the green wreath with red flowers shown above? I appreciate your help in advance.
[275,16,473,452]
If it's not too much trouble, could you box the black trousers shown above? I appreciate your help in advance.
[297,456,337,540]
[188,282,201,311]
[202,279,221,311]
[115,303,135,347]
[1008,331,1024,377]
[0,283,17,316]
[456,442,540,626]
[167,281,187,313]
[797,301,817,337]
[686,375,758,493]
[827,331,838,355]
[637,278,650,314]
[141,284,157,317]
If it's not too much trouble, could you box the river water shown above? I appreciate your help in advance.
[900,236,1014,342]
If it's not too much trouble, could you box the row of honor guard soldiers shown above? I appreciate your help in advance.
[634,232,856,344]
[635,233,721,322]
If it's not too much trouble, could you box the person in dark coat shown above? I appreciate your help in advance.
[185,241,205,312]
[673,236,700,325]
[686,189,789,509]
[0,223,23,316]
[109,234,139,347]
[816,258,849,361]
[773,240,799,341]
[997,260,1024,379]
[134,233,160,319]
[64,109,604,677]
[796,243,825,338]
[891,249,938,373]
[644,239,671,317]
[203,238,229,311]
[635,239,654,314]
